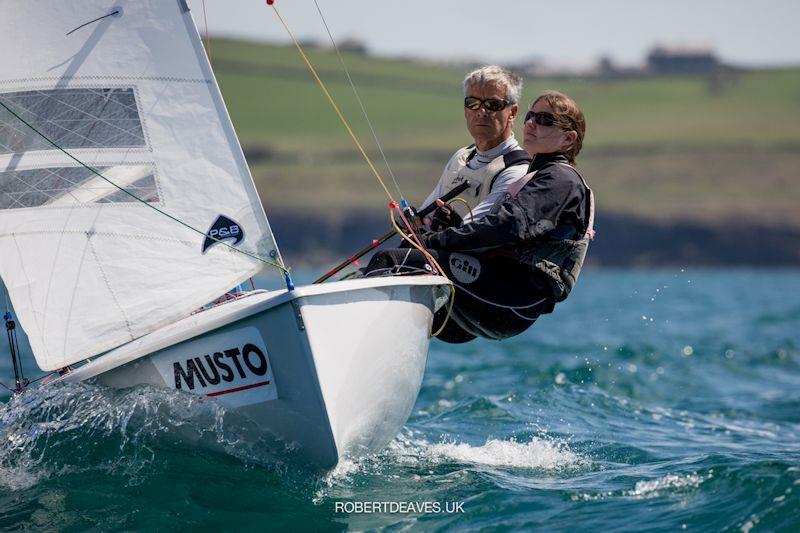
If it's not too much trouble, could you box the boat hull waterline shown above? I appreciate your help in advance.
[58,276,451,469]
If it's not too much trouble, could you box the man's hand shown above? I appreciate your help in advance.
[429,199,462,231]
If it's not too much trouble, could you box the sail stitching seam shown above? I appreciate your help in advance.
[87,236,135,340]
[131,85,155,154]
[0,231,195,245]
[0,159,154,168]
[0,202,165,212]
[0,149,152,162]
[0,77,211,86]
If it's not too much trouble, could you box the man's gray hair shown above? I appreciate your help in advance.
[463,65,523,104]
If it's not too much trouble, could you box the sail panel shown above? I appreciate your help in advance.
[0,164,158,209]
[0,0,283,370]
[0,88,146,155]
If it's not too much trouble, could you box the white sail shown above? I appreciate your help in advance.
[0,0,283,370]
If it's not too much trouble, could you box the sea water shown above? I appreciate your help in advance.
[1,269,799,531]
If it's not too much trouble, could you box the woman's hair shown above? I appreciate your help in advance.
[533,90,586,163]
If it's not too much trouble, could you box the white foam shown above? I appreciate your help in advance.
[312,434,587,505]
[0,463,43,491]
[312,457,365,504]
[573,471,711,502]
[323,456,362,485]
[627,472,708,498]
[0,381,248,491]
[426,437,586,470]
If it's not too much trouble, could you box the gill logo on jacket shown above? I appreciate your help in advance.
[151,327,277,408]
[448,253,481,284]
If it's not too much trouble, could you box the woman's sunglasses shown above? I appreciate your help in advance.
[524,110,558,127]
[464,96,510,112]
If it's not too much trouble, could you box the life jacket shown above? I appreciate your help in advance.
[507,163,595,302]
[437,144,531,213]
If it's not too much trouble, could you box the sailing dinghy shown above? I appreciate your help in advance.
[0,0,450,468]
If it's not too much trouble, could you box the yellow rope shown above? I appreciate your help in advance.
[446,197,473,222]
[269,4,395,203]
[269,2,455,335]
[389,209,456,338]
[431,281,456,338]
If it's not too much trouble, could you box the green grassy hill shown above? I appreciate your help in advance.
[211,39,800,228]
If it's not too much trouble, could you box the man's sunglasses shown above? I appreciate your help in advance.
[464,96,510,112]
[524,110,558,127]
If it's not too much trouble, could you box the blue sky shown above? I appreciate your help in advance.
[187,0,799,68]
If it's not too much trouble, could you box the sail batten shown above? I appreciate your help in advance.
[0,0,282,371]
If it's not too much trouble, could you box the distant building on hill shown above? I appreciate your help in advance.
[295,38,321,49]
[338,38,368,55]
[647,46,719,75]
[295,37,367,55]
[596,55,643,79]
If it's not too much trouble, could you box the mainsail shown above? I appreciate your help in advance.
[0,0,283,370]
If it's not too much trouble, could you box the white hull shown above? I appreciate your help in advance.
[58,276,449,469]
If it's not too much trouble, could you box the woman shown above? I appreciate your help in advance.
[365,90,594,343]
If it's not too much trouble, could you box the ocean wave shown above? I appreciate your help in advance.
[572,471,711,501]
[628,472,708,498]
[0,382,227,489]
[313,431,589,506]
[425,437,586,470]
[0,381,311,491]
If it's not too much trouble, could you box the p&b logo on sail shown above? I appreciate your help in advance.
[202,214,244,253]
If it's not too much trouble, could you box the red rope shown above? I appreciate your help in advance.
[201,0,212,61]
[389,202,440,275]
[392,203,426,252]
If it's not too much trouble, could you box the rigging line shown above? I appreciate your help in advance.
[66,10,120,36]
[388,210,455,337]
[26,371,58,386]
[389,208,439,275]
[201,0,212,61]
[311,0,403,201]
[267,3,395,203]
[394,202,428,256]
[0,99,287,274]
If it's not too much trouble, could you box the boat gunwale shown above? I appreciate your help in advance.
[58,275,450,383]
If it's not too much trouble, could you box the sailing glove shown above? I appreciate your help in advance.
[429,204,462,232]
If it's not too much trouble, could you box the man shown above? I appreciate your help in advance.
[421,65,530,228]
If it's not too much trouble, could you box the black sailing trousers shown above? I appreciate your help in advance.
[363,248,553,344]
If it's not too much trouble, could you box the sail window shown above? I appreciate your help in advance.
[0,165,159,209]
[0,88,146,154]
